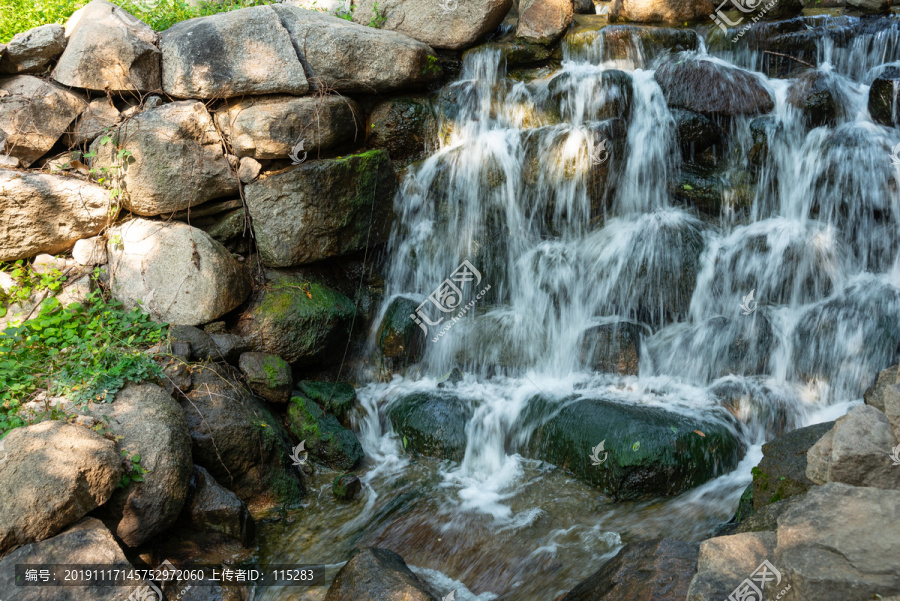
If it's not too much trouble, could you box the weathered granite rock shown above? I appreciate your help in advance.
[239,352,293,404]
[324,547,437,601]
[752,421,834,510]
[65,98,120,147]
[186,465,255,547]
[0,24,66,74]
[72,236,108,266]
[655,55,774,116]
[609,0,715,23]
[517,0,574,45]
[686,531,777,601]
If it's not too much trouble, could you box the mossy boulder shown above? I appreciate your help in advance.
[669,164,724,217]
[295,380,357,427]
[751,421,835,511]
[287,396,363,471]
[236,270,357,366]
[238,352,293,404]
[244,149,396,267]
[376,296,427,368]
[332,474,362,501]
[522,396,746,500]
[387,392,473,462]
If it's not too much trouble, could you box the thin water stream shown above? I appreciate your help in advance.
[257,17,900,601]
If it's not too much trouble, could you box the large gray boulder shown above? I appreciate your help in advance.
[0,24,66,74]
[0,422,122,557]
[107,219,251,326]
[181,365,305,509]
[752,421,834,511]
[655,55,774,116]
[0,518,132,601]
[686,531,778,601]
[245,150,395,267]
[89,384,193,547]
[775,483,900,599]
[805,405,900,490]
[350,0,510,50]
[609,0,715,22]
[847,0,891,13]
[235,271,356,365]
[865,364,900,439]
[325,547,437,601]
[216,94,362,159]
[185,465,255,547]
[273,5,443,91]
[160,6,309,99]
[52,0,161,93]
[0,75,86,167]
[517,0,574,45]
[0,169,111,262]
[90,101,238,216]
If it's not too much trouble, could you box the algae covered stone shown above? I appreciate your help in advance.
[287,396,363,470]
[295,380,357,427]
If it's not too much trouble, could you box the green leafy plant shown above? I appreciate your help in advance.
[0,260,67,316]
[368,2,386,28]
[422,55,441,76]
[119,449,149,488]
[0,288,166,435]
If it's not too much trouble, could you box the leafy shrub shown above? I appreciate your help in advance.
[0,260,66,317]
[0,287,166,435]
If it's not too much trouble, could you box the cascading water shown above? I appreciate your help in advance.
[259,15,900,601]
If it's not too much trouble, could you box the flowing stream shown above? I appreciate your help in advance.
[258,16,900,601]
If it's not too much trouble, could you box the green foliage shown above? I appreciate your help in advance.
[0,289,166,435]
[0,0,282,43]
[368,2,386,28]
[119,449,149,488]
[0,260,66,317]
[422,55,441,76]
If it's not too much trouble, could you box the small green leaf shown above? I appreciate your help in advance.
[402,435,408,449]
[632,441,641,451]
[669,425,677,434]
[131,454,141,463]
[683,184,693,191]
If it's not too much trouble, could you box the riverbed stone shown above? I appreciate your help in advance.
[217,95,362,160]
[0,169,111,261]
[751,421,834,511]
[563,538,699,601]
[387,392,473,462]
[235,271,356,365]
[524,396,745,500]
[578,320,644,375]
[775,482,900,598]
[90,101,238,217]
[274,5,443,91]
[333,474,362,501]
[685,531,777,601]
[377,296,427,366]
[239,352,293,404]
[181,365,305,509]
[106,219,250,326]
[52,0,161,93]
[324,547,437,601]
[0,518,132,600]
[295,381,357,427]
[869,66,900,127]
[609,0,715,23]
[186,465,255,547]
[786,69,848,127]
[349,0,510,50]
[0,24,66,74]
[0,75,86,167]
[672,109,723,159]
[89,383,193,547]
[287,396,363,470]
[655,56,774,116]
[0,421,122,557]
[160,5,308,99]
[245,150,395,267]
[517,0,574,45]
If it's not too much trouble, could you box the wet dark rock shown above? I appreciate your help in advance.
[388,392,473,462]
[324,547,436,601]
[731,494,804,535]
[367,96,435,162]
[239,352,293,404]
[710,377,804,439]
[377,296,427,367]
[547,69,633,122]
[847,0,891,14]
[578,320,645,375]
[751,421,834,511]
[748,115,780,167]
[669,164,724,216]
[170,325,225,362]
[868,66,900,127]
[523,396,745,500]
[591,25,699,62]
[463,39,554,67]
[574,0,594,13]
[295,381,358,427]
[655,55,774,116]
[786,69,849,127]
[185,465,255,547]
[672,109,723,160]
[332,474,362,501]
[181,365,305,510]
[287,396,363,470]
[561,538,699,601]
[235,270,357,366]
